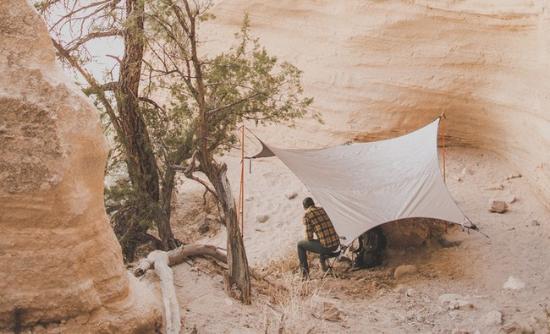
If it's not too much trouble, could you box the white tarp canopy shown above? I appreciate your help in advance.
[251,118,468,245]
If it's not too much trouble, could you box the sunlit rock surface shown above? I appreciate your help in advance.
[0,1,161,332]
[204,0,550,206]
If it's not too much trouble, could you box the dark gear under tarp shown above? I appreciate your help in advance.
[353,226,387,269]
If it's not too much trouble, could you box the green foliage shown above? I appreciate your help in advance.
[147,7,315,157]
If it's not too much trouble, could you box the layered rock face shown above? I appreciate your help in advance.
[0,1,160,332]
[205,0,550,206]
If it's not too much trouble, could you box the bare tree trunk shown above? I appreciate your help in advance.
[158,167,178,250]
[117,0,177,250]
[202,162,251,304]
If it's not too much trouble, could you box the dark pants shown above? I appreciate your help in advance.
[297,240,338,274]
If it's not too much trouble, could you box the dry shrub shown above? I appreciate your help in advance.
[261,274,333,334]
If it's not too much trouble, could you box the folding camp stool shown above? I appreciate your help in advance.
[321,245,346,279]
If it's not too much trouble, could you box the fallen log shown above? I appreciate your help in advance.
[147,251,181,334]
[134,244,227,334]
[134,244,227,277]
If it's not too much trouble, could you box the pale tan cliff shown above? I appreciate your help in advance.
[0,1,161,332]
[204,0,550,206]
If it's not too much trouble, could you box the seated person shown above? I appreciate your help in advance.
[297,197,340,279]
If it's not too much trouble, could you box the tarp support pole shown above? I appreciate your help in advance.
[238,125,245,236]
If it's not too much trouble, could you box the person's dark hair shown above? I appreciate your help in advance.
[302,197,315,209]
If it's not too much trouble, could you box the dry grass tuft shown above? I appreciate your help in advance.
[260,274,335,334]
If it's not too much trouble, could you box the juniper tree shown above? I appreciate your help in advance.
[146,0,314,303]
[35,0,186,260]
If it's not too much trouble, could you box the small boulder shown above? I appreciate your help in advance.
[256,215,269,223]
[438,293,474,310]
[394,265,418,280]
[503,276,525,290]
[489,200,508,214]
[285,192,298,200]
[483,310,503,326]
[530,220,540,227]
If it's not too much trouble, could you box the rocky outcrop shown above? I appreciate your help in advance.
[203,0,550,207]
[0,1,161,332]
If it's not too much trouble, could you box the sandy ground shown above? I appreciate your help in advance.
[158,142,550,333]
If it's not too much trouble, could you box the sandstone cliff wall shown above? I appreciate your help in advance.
[0,1,160,332]
[204,0,550,206]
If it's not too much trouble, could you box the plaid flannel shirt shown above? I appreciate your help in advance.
[303,206,340,248]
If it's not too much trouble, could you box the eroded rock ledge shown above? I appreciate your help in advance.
[203,0,550,207]
[0,1,161,332]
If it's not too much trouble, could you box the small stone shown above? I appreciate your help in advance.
[505,173,522,180]
[256,215,269,223]
[394,265,418,280]
[406,288,415,297]
[285,192,298,200]
[502,321,534,334]
[438,293,474,310]
[530,220,540,227]
[489,200,508,213]
[503,276,525,290]
[483,310,503,326]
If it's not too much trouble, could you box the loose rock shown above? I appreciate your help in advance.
[505,173,522,180]
[489,200,508,213]
[483,310,503,326]
[503,276,525,290]
[285,192,298,200]
[394,265,418,280]
[256,215,269,223]
[438,293,474,310]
